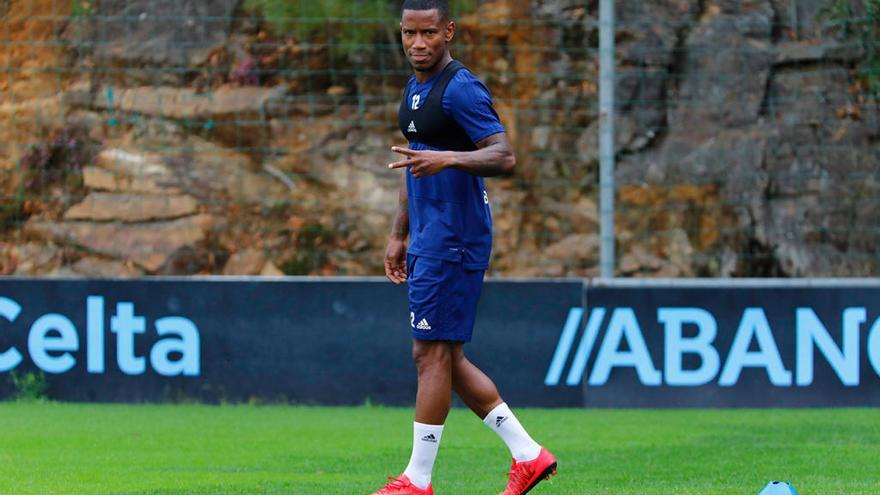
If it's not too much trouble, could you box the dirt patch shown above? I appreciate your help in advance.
[0,0,73,97]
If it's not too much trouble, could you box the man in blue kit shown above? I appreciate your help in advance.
[372,1,557,494]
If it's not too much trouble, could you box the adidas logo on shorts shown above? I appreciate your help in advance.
[416,318,432,331]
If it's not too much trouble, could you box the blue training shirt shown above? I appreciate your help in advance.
[403,67,505,270]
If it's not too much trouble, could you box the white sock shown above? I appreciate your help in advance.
[403,422,444,489]
[483,402,541,462]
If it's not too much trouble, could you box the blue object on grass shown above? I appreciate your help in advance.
[758,481,798,495]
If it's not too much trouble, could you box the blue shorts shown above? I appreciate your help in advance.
[407,254,485,342]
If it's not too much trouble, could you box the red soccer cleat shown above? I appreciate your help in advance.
[370,474,434,495]
[499,447,557,495]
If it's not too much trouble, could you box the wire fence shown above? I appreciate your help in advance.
[0,0,878,278]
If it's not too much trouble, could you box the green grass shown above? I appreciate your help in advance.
[0,403,877,494]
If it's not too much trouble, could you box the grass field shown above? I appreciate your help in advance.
[0,402,877,495]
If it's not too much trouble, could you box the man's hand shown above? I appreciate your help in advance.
[384,237,408,284]
[388,146,452,178]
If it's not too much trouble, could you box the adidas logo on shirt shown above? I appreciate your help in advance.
[408,120,418,133]
[421,434,438,443]
[496,416,508,428]
[416,318,432,331]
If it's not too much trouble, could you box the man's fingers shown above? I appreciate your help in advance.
[388,159,410,170]
[384,260,397,282]
[386,270,402,284]
[384,260,407,284]
[392,271,407,284]
[391,146,417,157]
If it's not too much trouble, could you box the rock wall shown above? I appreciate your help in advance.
[612,0,879,276]
[0,0,877,278]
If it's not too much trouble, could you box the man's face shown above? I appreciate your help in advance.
[400,9,454,73]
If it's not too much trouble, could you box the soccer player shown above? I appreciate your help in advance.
[373,1,557,494]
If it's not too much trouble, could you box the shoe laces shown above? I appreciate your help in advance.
[377,475,409,493]
[503,459,532,493]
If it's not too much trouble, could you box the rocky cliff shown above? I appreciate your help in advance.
[0,0,877,278]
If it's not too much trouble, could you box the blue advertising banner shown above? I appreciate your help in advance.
[5,278,879,407]
[0,277,583,407]
[545,280,880,407]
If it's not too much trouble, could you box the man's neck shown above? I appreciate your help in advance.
[414,53,453,83]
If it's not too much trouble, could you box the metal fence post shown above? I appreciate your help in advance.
[599,0,616,279]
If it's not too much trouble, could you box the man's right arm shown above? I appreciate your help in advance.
[384,174,409,284]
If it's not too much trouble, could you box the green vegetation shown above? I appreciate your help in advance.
[824,0,880,96]
[243,0,477,58]
[70,0,95,17]
[244,0,395,62]
[1,124,97,232]
[0,183,23,232]
[8,371,48,401]
[0,403,877,494]
[280,222,336,275]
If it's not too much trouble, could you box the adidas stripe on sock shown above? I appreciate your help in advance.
[483,402,541,462]
[403,422,444,489]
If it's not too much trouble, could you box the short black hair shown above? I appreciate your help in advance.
[401,0,450,21]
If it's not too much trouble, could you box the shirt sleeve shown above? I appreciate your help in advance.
[442,70,506,144]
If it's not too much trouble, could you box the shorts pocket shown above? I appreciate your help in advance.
[408,257,451,334]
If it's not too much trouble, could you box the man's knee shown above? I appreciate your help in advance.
[450,343,467,370]
[412,340,453,372]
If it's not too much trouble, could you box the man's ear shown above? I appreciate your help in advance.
[446,21,456,43]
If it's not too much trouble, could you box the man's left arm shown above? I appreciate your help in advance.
[388,132,516,178]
